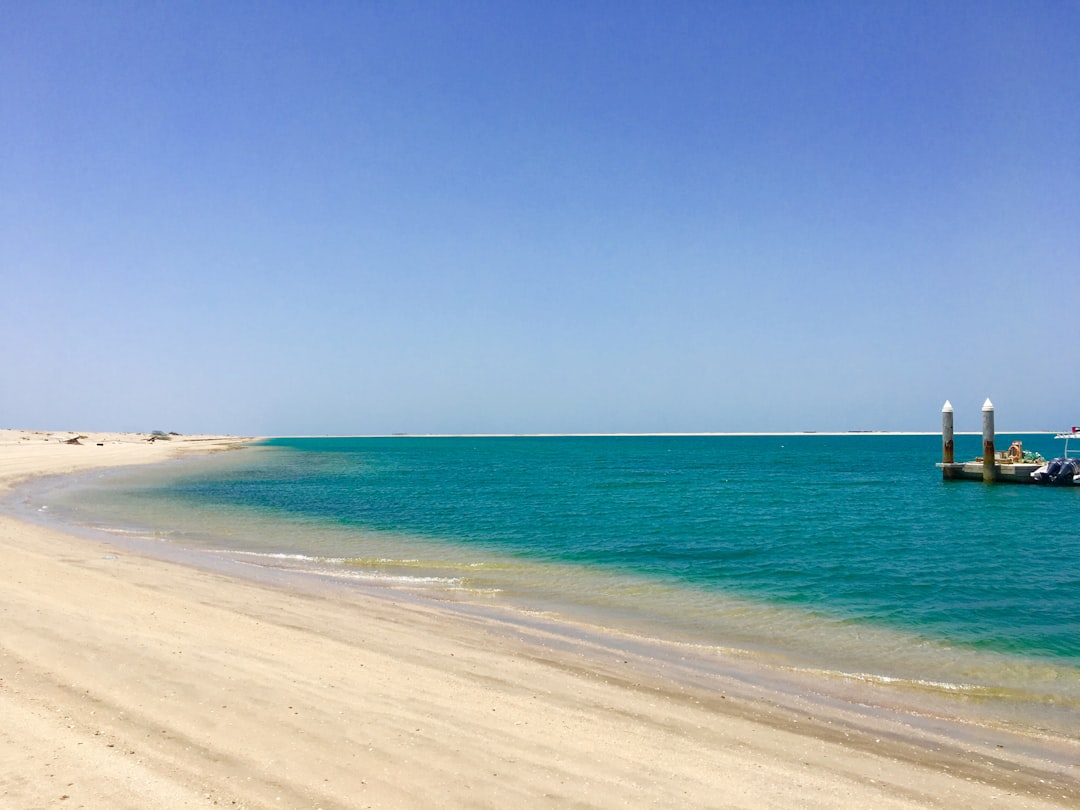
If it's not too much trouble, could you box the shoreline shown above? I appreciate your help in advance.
[1,430,1077,808]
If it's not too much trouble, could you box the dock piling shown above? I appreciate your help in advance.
[938,399,1044,484]
[982,398,996,483]
[941,400,954,464]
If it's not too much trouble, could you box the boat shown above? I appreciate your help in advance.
[1030,428,1080,485]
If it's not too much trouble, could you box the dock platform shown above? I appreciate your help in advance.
[937,462,1041,483]
[935,399,1069,484]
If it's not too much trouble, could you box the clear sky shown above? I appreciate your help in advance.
[3,1,1077,435]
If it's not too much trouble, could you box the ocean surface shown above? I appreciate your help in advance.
[18,433,1080,738]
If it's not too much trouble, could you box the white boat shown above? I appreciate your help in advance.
[1030,428,1080,485]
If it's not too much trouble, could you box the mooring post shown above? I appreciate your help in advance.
[941,400,954,464]
[982,398,996,483]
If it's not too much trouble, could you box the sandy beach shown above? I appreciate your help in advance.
[1,430,1077,809]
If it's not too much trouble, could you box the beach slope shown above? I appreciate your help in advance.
[0,430,1075,809]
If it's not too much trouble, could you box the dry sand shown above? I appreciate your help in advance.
[1,429,1077,809]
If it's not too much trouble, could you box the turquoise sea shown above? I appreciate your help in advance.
[17,433,1080,741]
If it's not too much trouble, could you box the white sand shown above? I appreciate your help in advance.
[1,429,1076,809]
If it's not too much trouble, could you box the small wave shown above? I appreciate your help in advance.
[204,549,346,564]
[87,525,177,542]
[231,558,465,586]
[91,525,157,536]
[832,670,978,693]
[786,666,1068,703]
[341,557,425,567]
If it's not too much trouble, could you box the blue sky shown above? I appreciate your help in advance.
[3,1,1077,435]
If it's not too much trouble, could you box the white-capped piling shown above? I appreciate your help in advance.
[938,399,1043,484]
[982,398,996,483]
[941,400,954,464]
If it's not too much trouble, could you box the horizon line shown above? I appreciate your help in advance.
[259,430,1061,439]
